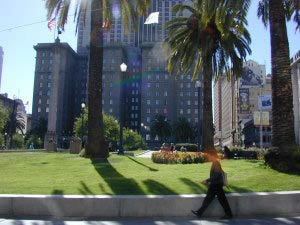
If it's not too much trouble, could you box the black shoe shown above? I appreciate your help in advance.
[221,214,233,220]
[191,210,201,218]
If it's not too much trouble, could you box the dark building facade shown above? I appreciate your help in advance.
[32,39,87,146]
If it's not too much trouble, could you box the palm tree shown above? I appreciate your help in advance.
[258,0,300,148]
[173,117,195,143]
[164,0,251,150]
[45,0,151,158]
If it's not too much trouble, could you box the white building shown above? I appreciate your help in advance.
[291,50,300,145]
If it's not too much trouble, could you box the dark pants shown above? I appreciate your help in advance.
[197,184,232,217]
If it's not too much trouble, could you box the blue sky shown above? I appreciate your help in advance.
[0,0,299,114]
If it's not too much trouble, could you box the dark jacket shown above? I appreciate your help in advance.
[206,161,223,186]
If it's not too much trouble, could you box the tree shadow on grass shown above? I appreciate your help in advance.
[179,178,207,194]
[126,156,159,172]
[90,158,145,195]
[143,179,177,195]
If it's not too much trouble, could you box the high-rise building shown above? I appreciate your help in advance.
[0,46,4,92]
[291,49,300,145]
[76,0,201,145]
[32,38,87,147]
[32,1,202,147]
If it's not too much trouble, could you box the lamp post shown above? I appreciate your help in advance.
[81,102,85,148]
[259,84,263,149]
[119,62,127,155]
[195,80,202,151]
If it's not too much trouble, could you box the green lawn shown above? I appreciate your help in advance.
[0,152,299,195]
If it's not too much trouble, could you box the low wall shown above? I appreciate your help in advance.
[0,191,299,218]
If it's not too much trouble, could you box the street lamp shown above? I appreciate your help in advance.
[81,102,85,148]
[195,80,202,151]
[119,62,127,155]
[259,83,264,149]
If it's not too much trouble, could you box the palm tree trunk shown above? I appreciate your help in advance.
[202,60,214,150]
[269,0,295,147]
[86,0,109,158]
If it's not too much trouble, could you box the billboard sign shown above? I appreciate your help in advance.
[254,111,270,126]
[258,95,272,110]
[239,88,249,113]
[241,66,262,86]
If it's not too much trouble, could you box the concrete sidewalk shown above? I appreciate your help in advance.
[0,216,300,225]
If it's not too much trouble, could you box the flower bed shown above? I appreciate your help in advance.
[151,151,208,164]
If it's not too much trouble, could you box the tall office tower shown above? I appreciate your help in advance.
[291,49,300,145]
[32,38,87,147]
[0,46,4,92]
[76,0,203,145]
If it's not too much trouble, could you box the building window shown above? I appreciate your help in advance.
[38,99,42,104]
[180,83,183,88]
[47,83,51,88]
[147,108,151,113]
[156,83,159,88]
[47,99,50,104]
[187,83,191,88]
[110,100,113,105]
[187,109,191,114]
[38,91,42,96]
[180,109,183,114]
[187,100,191,105]
[156,91,159,96]
[147,100,151,105]
[39,83,43,87]
[164,91,167,96]
[156,100,159,105]
[195,91,198,97]
[47,90,50,96]
[109,108,113,113]
[146,134,150,141]
[195,109,198,114]
[38,107,41,113]
[195,101,198,105]
[147,83,151,88]
[180,92,183,97]
[147,117,150,122]
[46,107,49,113]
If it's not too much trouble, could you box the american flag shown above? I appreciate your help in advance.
[47,18,56,31]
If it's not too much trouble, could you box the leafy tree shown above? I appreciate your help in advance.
[11,134,24,149]
[0,108,9,146]
[173,117,195,143]
[45,0,151,158]
[164,0,251,150]
[150,114,172,142]
[73,109,119,144]
[258,0,300,147]
[123,128,144,150]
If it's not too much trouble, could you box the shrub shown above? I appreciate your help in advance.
[12,134,24,149]
[175,143,198,152]
[264,146,300,173]
[152,151,208,164]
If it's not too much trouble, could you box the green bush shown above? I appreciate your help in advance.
[123,128,145,150]
[25,135,43,149]
[264,146,300,173]
[12,134,24,149]
[175,143,198,152]
[152,151,208,164]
